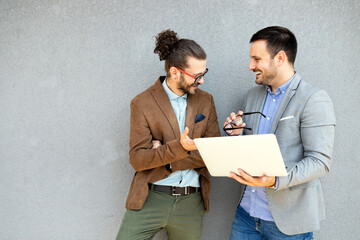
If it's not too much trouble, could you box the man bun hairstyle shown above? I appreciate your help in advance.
[154,29,179,61]
[250,26,297,65]
[154,29,206,75]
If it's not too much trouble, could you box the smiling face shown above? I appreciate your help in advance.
[248,40,278,87]
[168,56,207,96]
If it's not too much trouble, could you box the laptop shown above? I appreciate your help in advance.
[194,134,288,177]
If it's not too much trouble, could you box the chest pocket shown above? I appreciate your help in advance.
[276,117,299,139]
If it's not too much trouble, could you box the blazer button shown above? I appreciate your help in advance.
[164,175,168,178]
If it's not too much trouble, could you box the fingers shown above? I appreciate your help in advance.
[223,117,232,127]
[180,127,197,151]
[152,140,161,149]
[236,169,252,181]
[229,169,254,185]
[224,112,240,126]
[224,111,246,136]
[224,111,245,127]
[184,126,189,134]
[229,171,239,179]
[229,171,246,184]
[223,112,235,127]
[230,169,276,187]
[181,127,189,139]
[180,127,189,142]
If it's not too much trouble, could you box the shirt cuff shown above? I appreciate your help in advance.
[268,177,279,190]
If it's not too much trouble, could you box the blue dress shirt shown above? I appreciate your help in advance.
[152,79,200,187]
[240,73,296,221]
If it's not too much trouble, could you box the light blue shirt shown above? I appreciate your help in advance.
[152,79,200,187]
[240,73,296,221]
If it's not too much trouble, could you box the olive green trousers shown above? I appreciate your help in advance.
[116,188,205,240]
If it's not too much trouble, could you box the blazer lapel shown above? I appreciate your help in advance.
[270,74,302,133]
[185,93,197,138]
[244,86,267,135]
[252,88,267,134]
[150,77,181,139]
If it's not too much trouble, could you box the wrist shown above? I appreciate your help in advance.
[268,178,277,189]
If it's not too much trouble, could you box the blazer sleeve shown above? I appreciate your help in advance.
[129,99,189,172]
[277,90,336,190]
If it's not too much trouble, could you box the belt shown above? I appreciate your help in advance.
[148,183,200,196]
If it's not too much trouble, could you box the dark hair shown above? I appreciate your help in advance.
[154,29,206,75]
[250,26,297,65]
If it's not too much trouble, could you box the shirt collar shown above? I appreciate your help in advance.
[266,71,297,95]
[162,78,187,100]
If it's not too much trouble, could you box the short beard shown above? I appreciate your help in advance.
[178,75,198,95]
[255,60,278,86]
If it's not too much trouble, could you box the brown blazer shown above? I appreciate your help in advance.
[125,76,220,212]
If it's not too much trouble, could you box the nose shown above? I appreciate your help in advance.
[196,76,205,85]
[248,60,255,71]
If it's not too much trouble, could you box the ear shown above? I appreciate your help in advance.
[275,50,286,67]
[169,67,178,79]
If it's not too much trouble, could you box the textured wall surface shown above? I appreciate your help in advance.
[1,0,359,239]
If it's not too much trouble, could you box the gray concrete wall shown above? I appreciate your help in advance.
[1,0,359,239]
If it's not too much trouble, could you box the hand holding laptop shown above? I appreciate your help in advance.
[229,168,277,188]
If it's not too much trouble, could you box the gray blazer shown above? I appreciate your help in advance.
[239,73,336,235]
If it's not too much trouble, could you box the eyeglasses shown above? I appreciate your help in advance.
[174,67,208,84]
[223,112,266,132]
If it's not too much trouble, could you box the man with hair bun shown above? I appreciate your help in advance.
[116,29,220,240]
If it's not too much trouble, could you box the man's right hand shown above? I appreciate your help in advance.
[223,111,246,136]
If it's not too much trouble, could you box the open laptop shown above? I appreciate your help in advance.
[194,134,288,177]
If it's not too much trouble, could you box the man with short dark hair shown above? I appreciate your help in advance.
[116,29,220,240]
[224,26,336,239]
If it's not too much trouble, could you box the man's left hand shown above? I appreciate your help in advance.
[229,168,276,187]
[152,140,161,149]
[180,127,197,151]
